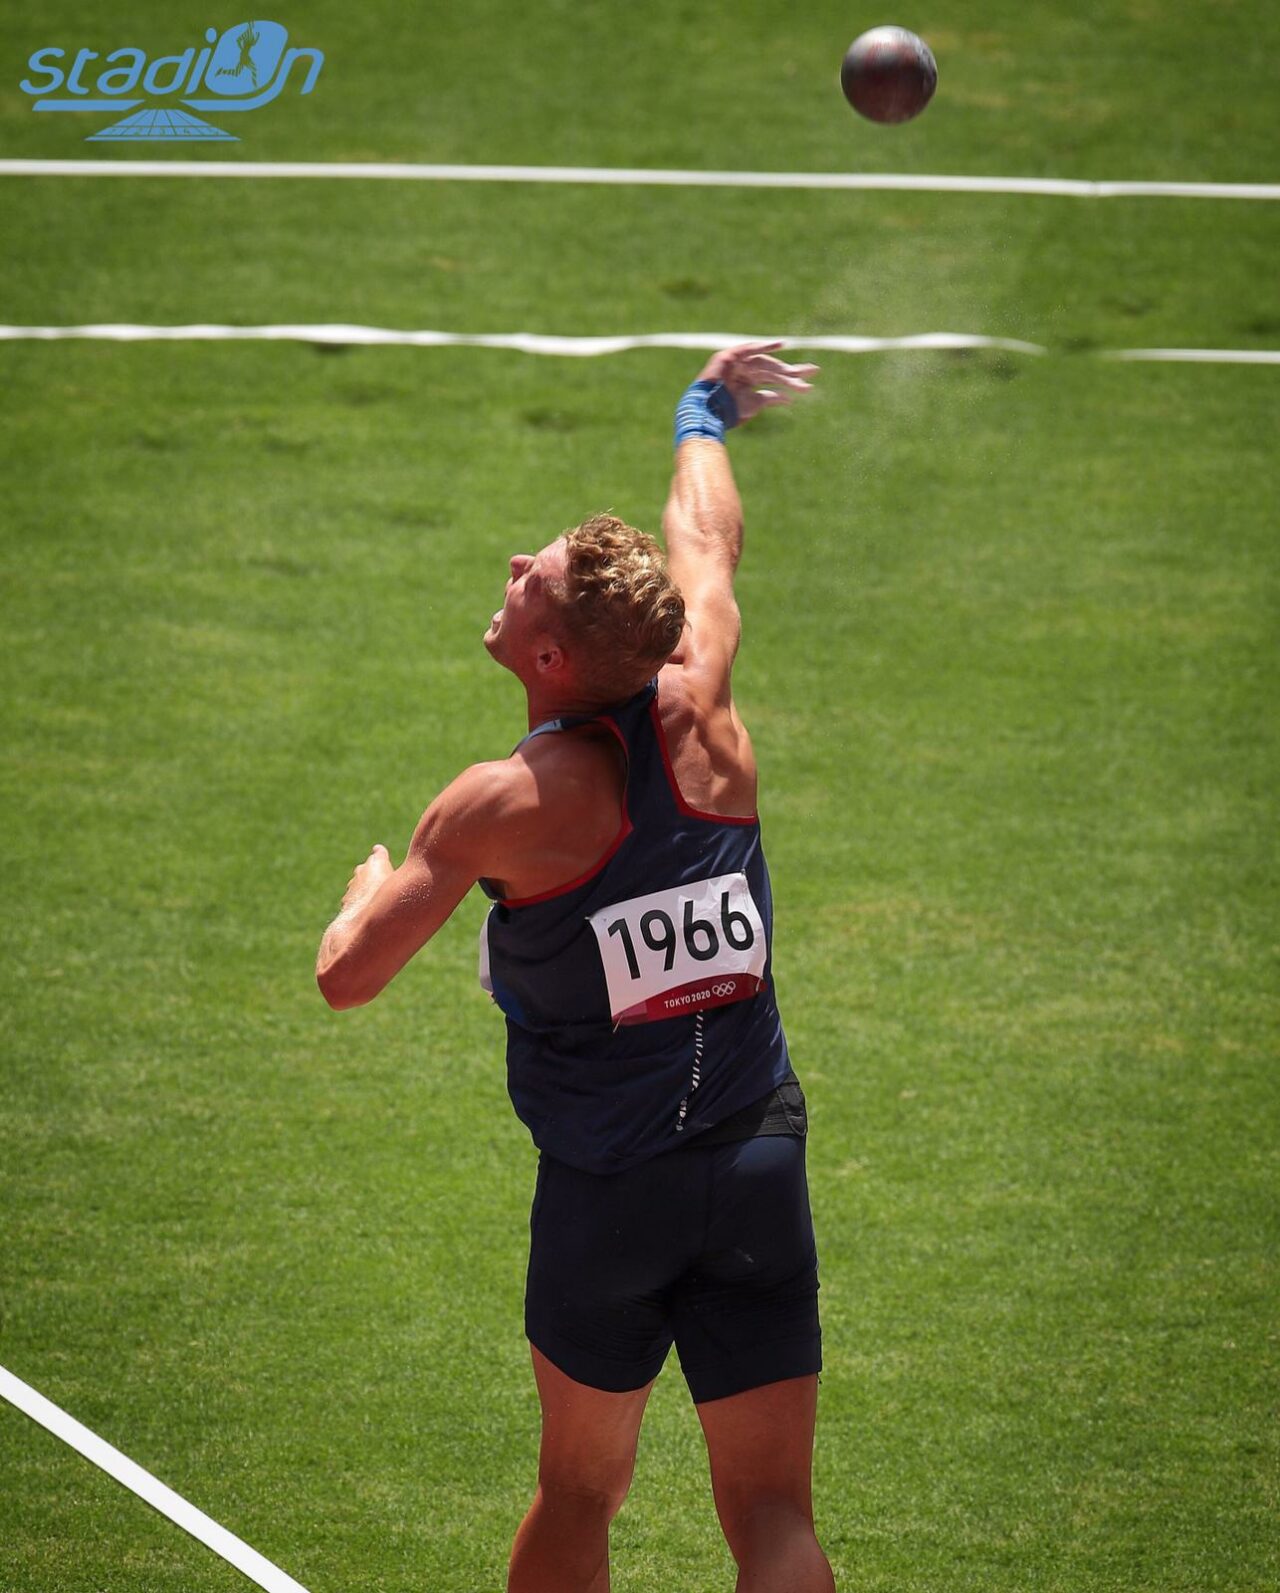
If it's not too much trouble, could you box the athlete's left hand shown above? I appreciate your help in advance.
[340,843,394,914]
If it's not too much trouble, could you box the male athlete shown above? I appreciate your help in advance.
[317,343,834,1592]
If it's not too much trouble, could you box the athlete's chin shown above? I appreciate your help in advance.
[483,626,516,672]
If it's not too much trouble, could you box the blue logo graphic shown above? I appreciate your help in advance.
[20,21,323,142]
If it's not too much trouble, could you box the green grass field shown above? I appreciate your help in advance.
[2,3,1277,1590]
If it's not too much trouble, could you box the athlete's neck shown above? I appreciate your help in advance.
[523,686,606,732]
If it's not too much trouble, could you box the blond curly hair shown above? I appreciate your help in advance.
[545,513,686,702]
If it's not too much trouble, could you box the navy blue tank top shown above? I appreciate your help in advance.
[479,679,791,1174]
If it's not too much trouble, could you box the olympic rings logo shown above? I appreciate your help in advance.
[710,981,738,998]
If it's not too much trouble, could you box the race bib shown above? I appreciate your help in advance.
[587,871,768,1025]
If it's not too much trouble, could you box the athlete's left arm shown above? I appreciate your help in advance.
[316,760,517,1010]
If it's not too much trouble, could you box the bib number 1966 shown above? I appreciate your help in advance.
[587,871,767,1025]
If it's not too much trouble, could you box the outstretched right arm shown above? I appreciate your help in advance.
[661,343,817,708]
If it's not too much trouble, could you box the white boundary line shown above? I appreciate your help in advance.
[1101,347,1280,364]
[0,325,1275,363]
[0,158,1277,200]
[0,324,1046,355]
[0,1363,313,1593]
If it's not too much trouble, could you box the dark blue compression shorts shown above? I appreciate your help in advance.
[524,1132,821,1404]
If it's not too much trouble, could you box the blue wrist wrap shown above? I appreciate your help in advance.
[674,379,739,447]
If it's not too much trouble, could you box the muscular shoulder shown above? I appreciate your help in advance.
[457,726,626,899]
[407,758,525,873]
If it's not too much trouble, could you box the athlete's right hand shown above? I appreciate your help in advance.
[694,342,819,426]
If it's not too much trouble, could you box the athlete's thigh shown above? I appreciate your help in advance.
[530,1344,656,1500]
[695,1373,820,1521]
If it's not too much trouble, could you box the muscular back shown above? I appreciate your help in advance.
[487,666,757,903]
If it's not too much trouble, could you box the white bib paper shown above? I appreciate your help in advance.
[587,870,768,1025]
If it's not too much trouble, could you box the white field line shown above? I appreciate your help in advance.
[0,158,1277,200]
[0,1364,313,1593]
[1100,347,1280,364]
[0,325,1276,363]
[0,325,1046,355]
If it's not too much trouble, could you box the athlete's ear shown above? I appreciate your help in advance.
[533,634,566,676]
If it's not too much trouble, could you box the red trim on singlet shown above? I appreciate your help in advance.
[489,718,633,909]
[648,699,759,827]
